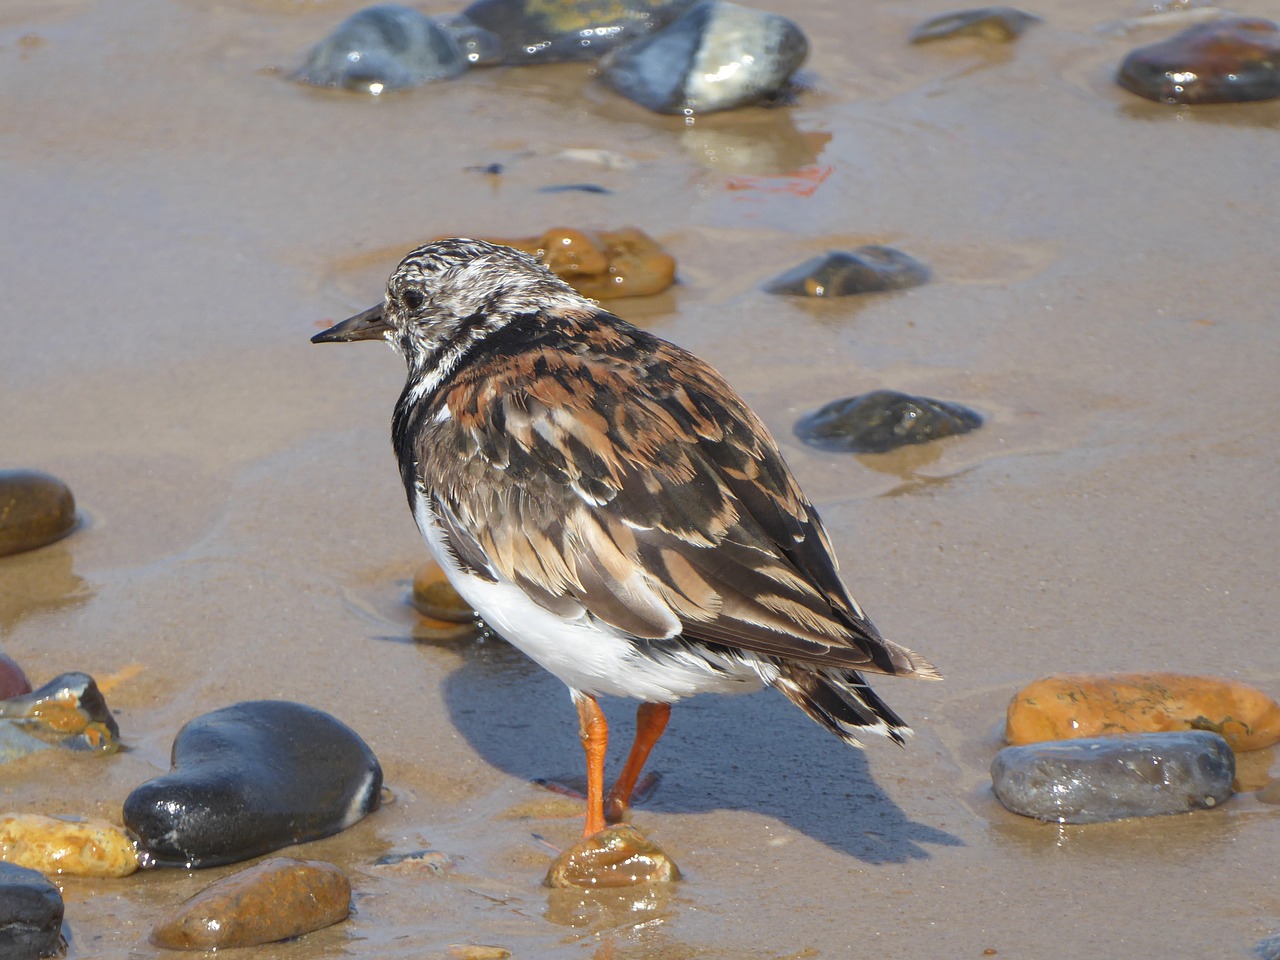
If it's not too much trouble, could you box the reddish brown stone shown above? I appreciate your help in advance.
[0,655,30,700]
[1117,18,1280,104]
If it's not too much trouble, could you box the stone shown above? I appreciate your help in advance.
[150,857,350,950]
[372,847,459,876]
[990,731,1235,823]
[123,701,382,868]
[293,5,468,94]
[448,947,511,960]
[0,471,76,559]
[0,814,138,878]
[460,0,695,64]
[1005,673,1280,752]
[0,672,121,765]
[763,247,930,297]
[909,7,1042,44]
[0,654,31,700]
[436,13,504,67]
[545,824,680,888]
[794,390,983,455]
[485,228,677,299]
[0,861,64,960]
[598,1,808,115]
[411,561,475,623]
[1116,17,1280,104]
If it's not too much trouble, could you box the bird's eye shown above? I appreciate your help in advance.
[401,288,425,311]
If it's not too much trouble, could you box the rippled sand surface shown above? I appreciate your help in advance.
[3,0,1279,956]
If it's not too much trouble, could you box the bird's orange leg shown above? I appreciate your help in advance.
[574,694,610,837]
[605,702,671,824]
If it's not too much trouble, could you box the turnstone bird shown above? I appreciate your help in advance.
[313,239,939,838]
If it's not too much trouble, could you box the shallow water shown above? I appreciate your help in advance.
[3,0,1279,956]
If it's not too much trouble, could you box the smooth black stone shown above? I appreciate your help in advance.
[293,5,468,93]
[123,701,382,868]
[0,862,65,960]
[461,0,695,64]
[764,247,930,297]
[795,390,983,454]
[909,7,1042,44]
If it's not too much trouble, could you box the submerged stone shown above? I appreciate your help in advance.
[991,731,1235,823]
[487,227,677,299]
[1006,672,1280,752]
[0,861,64,960]
[437,13,504,67]
[0,672,120,764]
[1116,17,1280,104]
[910,7,1041,44]
[795,389,983,455]
[764,247,930,297]
[151,857,350,950]
[0,654,31,700]
[0,813,139,878]
[0,471,76,559]
[411,561,475,623]
[545,824,680,888]
[461,0,695,64]
[123,701,381,868]
[598,1,808,115]
[293,4,468,93]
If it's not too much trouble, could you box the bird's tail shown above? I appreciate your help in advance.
[770,662,911,746]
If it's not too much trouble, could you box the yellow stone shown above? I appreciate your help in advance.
[545,824,680,889]
[481,227,677,300]
[0,813,139,877]
[1006,673,1280,751]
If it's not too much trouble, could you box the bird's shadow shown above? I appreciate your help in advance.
[438,635,961,865]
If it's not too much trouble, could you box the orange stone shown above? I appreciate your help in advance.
[1006,673,1280,751]
[545,824,680,889]
[482,227,676,300]
[0,813,139,877]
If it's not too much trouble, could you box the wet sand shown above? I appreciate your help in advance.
[3,0,1280,956]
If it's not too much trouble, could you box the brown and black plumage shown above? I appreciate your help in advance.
[313,238,939,837]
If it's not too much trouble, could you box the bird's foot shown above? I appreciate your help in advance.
[544,823,680,889]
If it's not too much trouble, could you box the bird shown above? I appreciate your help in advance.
[312,238,940,839]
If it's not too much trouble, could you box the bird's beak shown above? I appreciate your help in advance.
[311,303,391,343]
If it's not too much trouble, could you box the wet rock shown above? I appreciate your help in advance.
[460,0,695,64]
[488,227,676,299]
[0,814,139,878]
[0,861,64,960]
[0,654,31,700]
[437,13,504,67]
[598,1,808,115]
[150,857,350,950]
[909,7,1041,44]
[1257,931,1280,960]
[1005,673,1280,752]
[448,947,511,960]
[411,561,475,623]
[795,390,983,455]
[990,731,1235,823]
[123,701,382,868]
[372,847,459,876]
[1116,17,1280,104]
[764,247,929,297]
[0,471,76,559]
[293,5,468,94]
[545,824,680,888]
[0,672,120,764]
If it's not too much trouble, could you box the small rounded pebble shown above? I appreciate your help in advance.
[150,857,350,950]
[0,861,64,960]
[436,13,504,66]
[0,813,139,878]
[1116,17,1280,104]
[909,7,1042,44]
[0,471,76,559]
[293,4,468,94]
[372,848,459,876]
[448,946,511,960]
[411,562,475,623]
[486,227,677,299]
[0,672,121,762]
[1005,673,1280,752]
[123,701,382,868]
[545,824,680,889]
[0,654,31,700]
[990,731,1235,823]
[599,0,808,115]
[795,390,983,455]
[460,0,695,64]
[763,247,930,297]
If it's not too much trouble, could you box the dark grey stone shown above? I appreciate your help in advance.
[909,7,1042,44]
[0,862,64,960]
[764,247,930,297]
[795,390,983,455]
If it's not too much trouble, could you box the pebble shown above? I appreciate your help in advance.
[794,389,983,455]
[545,824,680,889]
[1005,673,1280,752]
[0,861,64,960]
[411,562,475,623]
[0,654,31,700]
[598,1,808,115]
[1116,17,1280,104]
[459,0,695,64]
[0,813,139,878]
[293,5,468,94]
[436,13,504,67]
[448,946,511,960]
[0,471,77,559]
[763,247,930,297]
[488,227,676,299]
[909,7,1042,44]
[372,847,459,876]
[991,731,1235,823]
[123,701,382,868]
[0,672,121,765]
[150,857,350,950]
